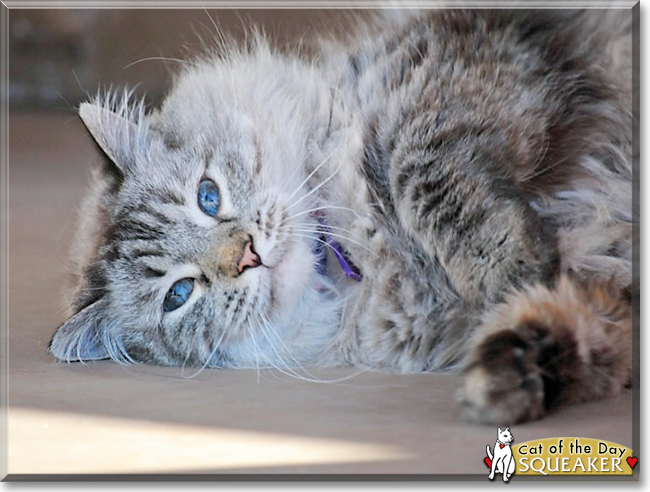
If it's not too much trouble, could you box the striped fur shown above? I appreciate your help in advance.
[49,9,633,423]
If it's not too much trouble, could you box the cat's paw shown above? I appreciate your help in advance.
[459,327,546,425]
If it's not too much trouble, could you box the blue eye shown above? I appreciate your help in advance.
[198,179,220,217]
[163,278,194,312]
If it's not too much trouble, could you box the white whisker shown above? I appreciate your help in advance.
[249,320,310,381]
[284,232,343,257]
[245,321,263,383]
[259,313,324,382]
[285,146,340,205]
[282,222,368,244]
[181,326,228,379]
[123,57,191,70]
[283,227,378,258]
[282,221,367,242]
[286,158,344,212]
[262,316,369,384]
[283,205,361,224]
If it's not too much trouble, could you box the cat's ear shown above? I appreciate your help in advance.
[78,101,149,174]
[497,427,502,433]
[48,298,111,363]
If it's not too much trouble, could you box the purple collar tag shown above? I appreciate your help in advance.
[327,238,363,281]
[311,213,363,281]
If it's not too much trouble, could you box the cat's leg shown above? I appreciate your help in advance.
[502,455,512,482]
[459,275,632,424]
[499,454,512,482]
[388,119,559,306]
[507,453,516,479]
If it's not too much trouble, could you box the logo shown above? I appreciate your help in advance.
[483,430,637,480]
[485,426,516,482]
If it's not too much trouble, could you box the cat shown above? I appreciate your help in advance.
[48,9,634,425]
[486,427,515,481]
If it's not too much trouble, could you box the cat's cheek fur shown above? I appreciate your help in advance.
[270,238,315,317]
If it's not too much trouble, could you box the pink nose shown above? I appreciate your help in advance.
[237,240,262,273]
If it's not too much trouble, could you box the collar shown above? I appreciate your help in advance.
[328,238,363,281]
[311,214,362,281]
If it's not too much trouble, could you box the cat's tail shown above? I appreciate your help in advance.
[486,445,493,461]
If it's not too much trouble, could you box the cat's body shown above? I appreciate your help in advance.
[487,427,515,481]
[49,9,634,424]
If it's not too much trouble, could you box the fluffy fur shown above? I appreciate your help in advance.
[49,9,634,424]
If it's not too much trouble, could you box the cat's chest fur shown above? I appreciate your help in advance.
[308,79,464,371]
[311,140,464,371]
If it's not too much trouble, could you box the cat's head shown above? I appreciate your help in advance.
[497,427,514,443]
[49,48,347,368]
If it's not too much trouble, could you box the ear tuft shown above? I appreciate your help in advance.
[78,90,152,173]
[49,299,111,363]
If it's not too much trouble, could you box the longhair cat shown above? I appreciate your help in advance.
[49,9,634,424]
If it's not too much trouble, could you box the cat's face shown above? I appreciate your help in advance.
[48,77,334,367]
[497,427,514,443]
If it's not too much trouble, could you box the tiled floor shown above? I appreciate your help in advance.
[5,112,634,477]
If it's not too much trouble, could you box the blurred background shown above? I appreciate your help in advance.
[9,9,353,109]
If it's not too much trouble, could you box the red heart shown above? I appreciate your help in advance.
[485,457,492,468]
[500,444,505,449]
[627,457,638,469]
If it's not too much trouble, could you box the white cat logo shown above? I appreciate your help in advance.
[485,426,516,482]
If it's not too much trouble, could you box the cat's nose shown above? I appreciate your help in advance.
[210,231,262,278]
[237,239,262,274]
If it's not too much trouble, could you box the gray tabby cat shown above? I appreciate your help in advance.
[49,9,634,424]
